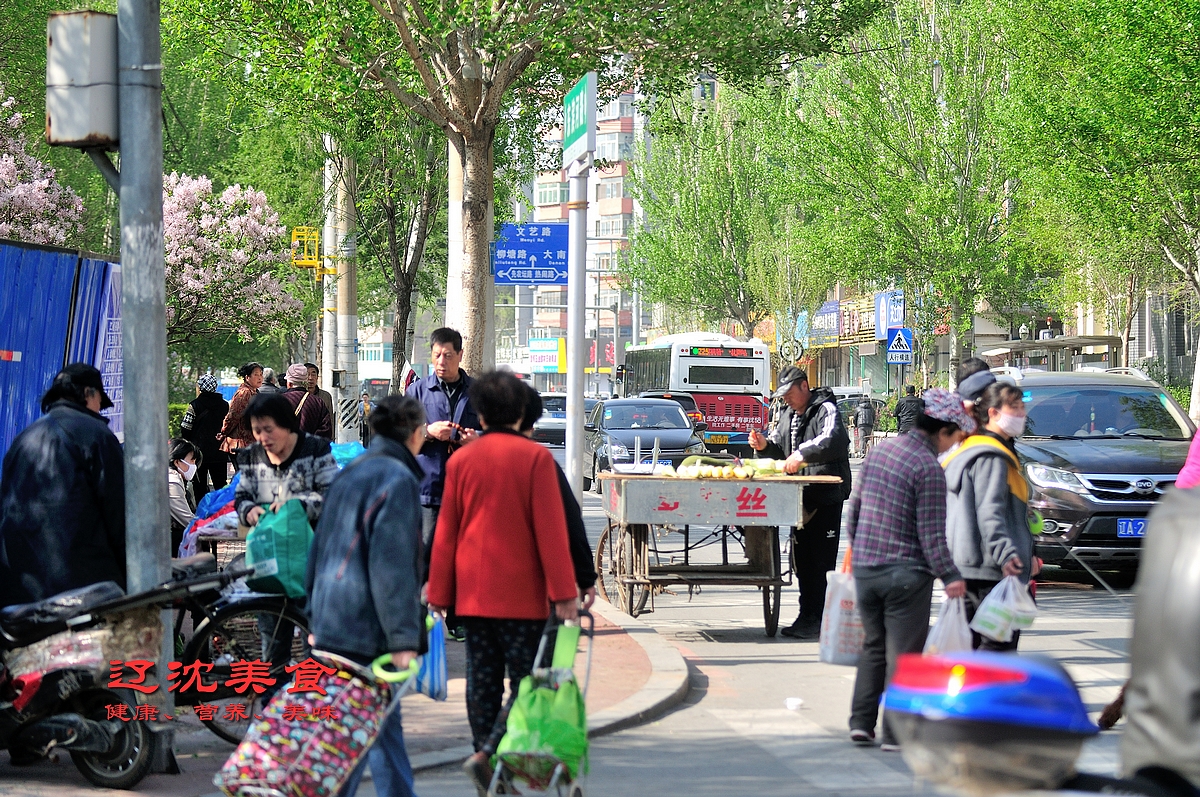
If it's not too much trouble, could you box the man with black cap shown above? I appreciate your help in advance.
[0,364,126,606]
[749,366,852,638]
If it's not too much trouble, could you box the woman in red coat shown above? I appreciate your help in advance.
[427,371,578,795]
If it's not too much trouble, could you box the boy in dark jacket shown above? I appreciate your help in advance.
[306,396,427,797]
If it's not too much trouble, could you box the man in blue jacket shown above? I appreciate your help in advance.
[405,327,481,578]
[306,395,427,797]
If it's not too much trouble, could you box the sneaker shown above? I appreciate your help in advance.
[850,728,875,745]
[880,743,902,752]
[462,752,493,797]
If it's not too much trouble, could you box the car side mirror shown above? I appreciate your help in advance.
[694,422,708,432]
[584,423,596,432]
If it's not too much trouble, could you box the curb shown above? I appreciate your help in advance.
[409,598,690,772]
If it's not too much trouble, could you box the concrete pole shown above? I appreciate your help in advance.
[321,137,338,394]
[335,156,358,442]
[564,157,590,500]
[117,0,173,763]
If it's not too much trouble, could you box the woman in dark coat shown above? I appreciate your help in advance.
[181,373,229,502]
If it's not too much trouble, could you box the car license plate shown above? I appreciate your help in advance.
[641,459,672,466]
[1116,518,1146,538]
[707,434,729,444]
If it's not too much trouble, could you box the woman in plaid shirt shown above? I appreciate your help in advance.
[845,389,972,750]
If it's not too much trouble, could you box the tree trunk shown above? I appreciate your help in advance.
[392,293,412,393]
[445,131,495,374]
[1120,270,1138,369]
[948,300,963,389]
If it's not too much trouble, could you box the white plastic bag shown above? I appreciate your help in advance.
[819,551,864,665]
[924,596,972,655]
[969,575,1036,642]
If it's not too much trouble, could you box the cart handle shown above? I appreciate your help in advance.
[370,655,421,684]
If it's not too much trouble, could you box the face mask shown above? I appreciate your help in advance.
[178,460,197,481]
[996,412,1027,438]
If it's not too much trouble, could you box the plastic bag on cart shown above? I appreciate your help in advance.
[924,596,972,655]
[494,623,588,785]
[819,550,863,666]
[969,575,1036,642]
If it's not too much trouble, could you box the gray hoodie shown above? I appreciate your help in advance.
[942,435,1033,583]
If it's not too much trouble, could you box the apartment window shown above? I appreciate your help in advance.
[536,290,566,306]
[595,215,631,238]
[595,253,614,271]
[596,178,626,201]
[536,182,569,206]
[596,133,632,162]
[598,96,633,120]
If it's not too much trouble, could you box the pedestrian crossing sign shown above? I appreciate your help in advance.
[887,328,914,364]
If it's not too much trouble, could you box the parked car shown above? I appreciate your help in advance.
[582,398,708,491]
[639,390,705,425]
[1003,369,1193,576]
[530,395,598,445]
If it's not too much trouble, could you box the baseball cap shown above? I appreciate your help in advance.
[771,366,808,400]
[57,363,114,409]
[958,370,996,403]
[922,388,976,434]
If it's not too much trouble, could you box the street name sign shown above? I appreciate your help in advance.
[492,222,569,284]
[562,72,597,167]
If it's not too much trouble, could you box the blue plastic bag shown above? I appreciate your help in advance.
[330,441,367,468]
[195,472,240,518]
[415,615,448,701]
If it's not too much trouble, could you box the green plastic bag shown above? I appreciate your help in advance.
[244,499,313,598]
[494,626,588,784]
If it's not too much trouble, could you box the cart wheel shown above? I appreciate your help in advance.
[568,783,585,797]
[595,525,648,616]
[763,584,782,637]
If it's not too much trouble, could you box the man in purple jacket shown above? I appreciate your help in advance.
[281,363,333,440]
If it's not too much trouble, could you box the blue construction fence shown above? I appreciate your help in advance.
[0,239,122,484]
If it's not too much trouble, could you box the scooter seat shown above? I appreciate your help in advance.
[171,553,218,580]
[0,581,125,645]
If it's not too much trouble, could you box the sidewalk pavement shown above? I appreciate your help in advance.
[0,600,688,797]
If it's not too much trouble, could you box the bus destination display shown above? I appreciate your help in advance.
[687,347,755,358]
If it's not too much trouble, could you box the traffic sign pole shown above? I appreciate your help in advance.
[564,72,596,501]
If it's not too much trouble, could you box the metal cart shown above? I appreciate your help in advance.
[594,473,841,636]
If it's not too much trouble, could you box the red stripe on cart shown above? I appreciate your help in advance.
[0,350,22,362]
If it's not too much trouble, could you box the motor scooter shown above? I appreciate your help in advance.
[0,564,245,788]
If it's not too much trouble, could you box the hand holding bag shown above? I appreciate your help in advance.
[924,596,973,654]
[819,549,864,666]
[969,575,1036,642]
[244,499,314,598]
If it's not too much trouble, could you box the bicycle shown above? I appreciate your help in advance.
[169,553,311,744]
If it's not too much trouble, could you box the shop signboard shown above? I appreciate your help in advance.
[810,301,840,348]
[530,337,566,373]
[874,290,905,339]
[839,296,876,346]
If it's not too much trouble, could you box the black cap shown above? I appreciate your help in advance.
[57,363,114,409]
[958,370,997,403]
[772,366,808,400]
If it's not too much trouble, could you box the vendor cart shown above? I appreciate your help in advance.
[595,472,841,636]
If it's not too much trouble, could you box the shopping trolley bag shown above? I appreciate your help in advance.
[213,652,417,797]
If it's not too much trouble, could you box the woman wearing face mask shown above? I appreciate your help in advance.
[168,438,202,556]
[942,382,1040,651]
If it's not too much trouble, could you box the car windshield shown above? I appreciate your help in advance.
[542,396,566,413]
[603,404,691,429]
[1023,385,1193,439]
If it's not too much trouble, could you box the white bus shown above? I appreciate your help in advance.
[620,332,770,453]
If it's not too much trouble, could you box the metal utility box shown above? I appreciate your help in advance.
[46,11,118,148]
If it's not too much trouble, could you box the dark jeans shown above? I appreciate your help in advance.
[793,502,844,620]
[421,505,439,584]
[193,450,228,504]
[849,564,934,743]
[338,705,416,797]
[461,617,547,753]
[963,579,1022,652]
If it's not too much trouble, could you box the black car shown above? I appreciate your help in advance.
[1007,370,1193,575]
[639,391,705,425]
[582,398,708,491]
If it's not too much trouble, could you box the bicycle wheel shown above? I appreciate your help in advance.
[179,596,310,744]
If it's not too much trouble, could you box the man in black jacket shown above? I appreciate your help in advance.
[894,385,924,434]
[750,367,852,639]
[181,373,230,502]
[0,364,125,606]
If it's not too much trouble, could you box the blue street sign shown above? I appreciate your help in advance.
[887,327,914,364]
[492,222,569,284]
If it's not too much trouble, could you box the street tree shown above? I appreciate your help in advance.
[163,172,303,346]
[0,89,84,246]
[998,0,1200,412]
[167,0,885,372]
[796,0,1050,383]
